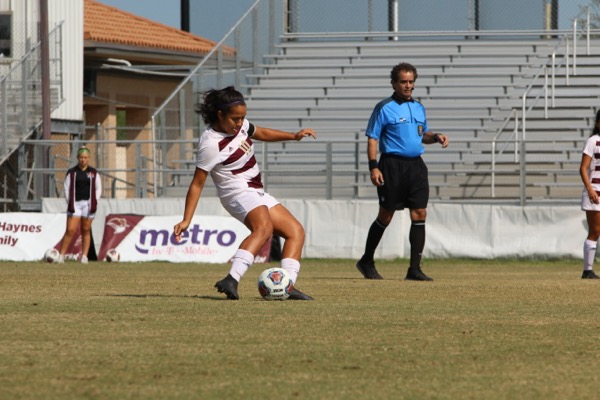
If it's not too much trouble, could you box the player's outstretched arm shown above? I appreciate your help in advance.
[173,167,208,242]
[253,126,316,142]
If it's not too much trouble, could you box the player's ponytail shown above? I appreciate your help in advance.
[593,109,600,136]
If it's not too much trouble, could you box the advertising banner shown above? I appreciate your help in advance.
[97,214,271,263]
[0,213,81,261]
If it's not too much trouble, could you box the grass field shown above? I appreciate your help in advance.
[1,258,599,400]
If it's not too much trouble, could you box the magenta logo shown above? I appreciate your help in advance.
[134,225,237,254]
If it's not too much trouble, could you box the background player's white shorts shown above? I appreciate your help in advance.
[67,200,95,218]
[222,191,280,223]
[581,190,600,211]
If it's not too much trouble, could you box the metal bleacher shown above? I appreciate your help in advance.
[243,35,600,203]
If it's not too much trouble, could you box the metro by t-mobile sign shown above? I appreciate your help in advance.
[98,214,270,263]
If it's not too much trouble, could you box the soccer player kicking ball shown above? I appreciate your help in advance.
[173,86,315,300]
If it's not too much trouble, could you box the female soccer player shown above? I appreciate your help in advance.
[579,109,600,279]
[58,146,102,264]
[173,86,316,299]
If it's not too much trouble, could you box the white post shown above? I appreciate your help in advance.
[573,19,577,76]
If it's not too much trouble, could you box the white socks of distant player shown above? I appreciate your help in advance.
[281,258,300,283]
[229,249,254,281]
[583,239,597,271]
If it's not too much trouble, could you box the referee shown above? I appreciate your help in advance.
[356,62,449,281]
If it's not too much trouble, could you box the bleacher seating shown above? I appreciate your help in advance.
[242,38,600,202]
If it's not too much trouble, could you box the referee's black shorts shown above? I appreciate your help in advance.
[376,154,429,211]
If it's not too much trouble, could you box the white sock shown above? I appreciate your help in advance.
[229,249,254,281]
[280,258,300,283]
[583,239,597,271]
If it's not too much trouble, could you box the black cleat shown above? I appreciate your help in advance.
[288,288,314,300]
[356,259,384,280]
[582,270,600,279]
[405,267,433,281]
[215,274,239,299]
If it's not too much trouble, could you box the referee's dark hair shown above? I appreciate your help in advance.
[390,62,418,82]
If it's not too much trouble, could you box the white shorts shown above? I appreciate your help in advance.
[67,200,95,219]
[222,191,280,223]
[581,190,600,211]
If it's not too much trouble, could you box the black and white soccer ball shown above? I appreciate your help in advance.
[44,248,60,263]
[104,248,120,262]
[257,267,293,300]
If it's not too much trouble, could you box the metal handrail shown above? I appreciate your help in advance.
[488,5,595,204]
[491,108,519,198]
[281,28,600,41]
[0,21,64,165]
[15,135,585,205]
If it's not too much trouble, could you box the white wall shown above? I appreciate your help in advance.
[1,0,83,122]
[42,198,585,260]
[48,0,84,122]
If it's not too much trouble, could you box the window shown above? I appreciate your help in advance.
[0,13,12,58]
[116,109,128,144]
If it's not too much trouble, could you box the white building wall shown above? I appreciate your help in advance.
[48,0,84,122]
[0,0,83,122]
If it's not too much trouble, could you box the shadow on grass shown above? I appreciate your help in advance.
[101,293,227,300]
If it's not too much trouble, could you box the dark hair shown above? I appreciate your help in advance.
[594,109,600,136]
[194,86,246,125]
[390,62,418,82]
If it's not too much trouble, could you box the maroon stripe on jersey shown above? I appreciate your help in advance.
[595,166,600,171]
[222,148,246,166]
[222,137,253,166]
[595,152,600,159]
[592,178,600,184]
[231,156,257,175]
[247,173,263,189]
[218,136,235,151]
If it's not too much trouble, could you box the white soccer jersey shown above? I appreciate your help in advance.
[582,135,600,195]
[196,118,263,203]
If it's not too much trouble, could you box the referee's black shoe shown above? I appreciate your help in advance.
[582,270,600,279]
[356,259,384,280]
[288,288,314,300]
[405,267,433,281]
[215,274,239,300]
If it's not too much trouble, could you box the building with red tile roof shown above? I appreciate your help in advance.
[84,0,233,65]
[81,0,212,198]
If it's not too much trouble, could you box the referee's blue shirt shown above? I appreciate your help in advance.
[366,95,428,158]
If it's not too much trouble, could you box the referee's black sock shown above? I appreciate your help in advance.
[409,220,426,270]
[362,218,388,261]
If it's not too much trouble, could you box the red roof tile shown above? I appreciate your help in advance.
[84,0,218,55]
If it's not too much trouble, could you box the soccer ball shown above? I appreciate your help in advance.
[257,267,294,301]
[105,248,120,262]
[44,248,60,263]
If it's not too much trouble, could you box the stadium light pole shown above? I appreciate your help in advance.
[180,0,189,32]
[388,0,398,41]
[551,0,558,30]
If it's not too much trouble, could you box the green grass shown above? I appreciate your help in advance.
[1,258,599,400]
